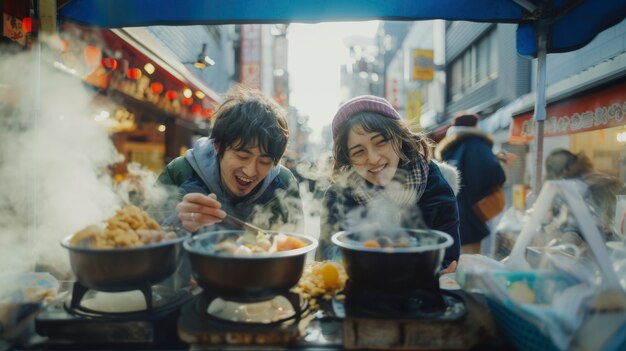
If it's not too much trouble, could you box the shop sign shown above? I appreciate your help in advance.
[510,80,626,143]
[411,49,434,81]
[2,13,26,45]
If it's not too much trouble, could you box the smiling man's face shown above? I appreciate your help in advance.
[217,141,274,197]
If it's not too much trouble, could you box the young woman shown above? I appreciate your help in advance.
[317,95,460,271]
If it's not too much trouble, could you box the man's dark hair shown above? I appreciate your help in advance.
[210,85,289,164]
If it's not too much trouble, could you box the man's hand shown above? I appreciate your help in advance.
[496,151,517,166]
[177,193,226,232]
[439,260,457,275]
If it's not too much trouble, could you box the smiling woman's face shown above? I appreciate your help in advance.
[347,126,399,186]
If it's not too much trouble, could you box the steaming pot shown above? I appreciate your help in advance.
[184,230,317,302]
[61,229,188,291]
[331,228,453,292]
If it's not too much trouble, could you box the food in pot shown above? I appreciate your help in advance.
[332,229,454,292]
[213,231,307,256]
[361,235,415,250]
[357,233,440,252]
[70,205,177,249]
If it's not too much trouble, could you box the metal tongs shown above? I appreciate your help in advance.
[223,213,268,236]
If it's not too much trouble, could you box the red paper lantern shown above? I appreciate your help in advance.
[191,105,202,115]
[150,82,164,95]
[84,45,101,67]
[22,17,33,33]
[126,68,142,80]
[101,58,118,71]
[182,97,193,106]
[165,90,178,101]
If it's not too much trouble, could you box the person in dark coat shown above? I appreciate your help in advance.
[318,95,461,272]
[435,114,506,254]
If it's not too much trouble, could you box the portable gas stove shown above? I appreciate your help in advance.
[178,290,343,349]
[332,281,495,350]
[29,282,194,350]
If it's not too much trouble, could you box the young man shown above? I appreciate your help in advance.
[158,85,303,233]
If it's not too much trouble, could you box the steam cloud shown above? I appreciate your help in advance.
[0,42,123,276]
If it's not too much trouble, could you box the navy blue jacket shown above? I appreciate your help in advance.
[437,128,505,244]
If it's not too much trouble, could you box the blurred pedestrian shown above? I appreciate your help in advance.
[318,95,460,273]
[284,157,304,184]
[435,114,506,254]
[545,149,624,238]
[157,85,304,233]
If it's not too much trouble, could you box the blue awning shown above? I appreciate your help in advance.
[58,0,626,57]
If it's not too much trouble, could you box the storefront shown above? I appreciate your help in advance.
[56,24,222,177]
[510,77,626,182]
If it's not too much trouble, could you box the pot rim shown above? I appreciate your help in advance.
[331,228,453,253]
[61,230,190,253]
[184,230,318,259]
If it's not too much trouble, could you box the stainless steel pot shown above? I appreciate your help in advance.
[331,228,453,292]
[61,229,189,292]
[184,230,317,302]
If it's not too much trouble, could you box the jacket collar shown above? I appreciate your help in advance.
[435,127,494,159]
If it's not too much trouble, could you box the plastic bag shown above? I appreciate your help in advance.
[507,180,621,290]
[0,272,58,337]
[474,270,593,350]
[493,206,525,260]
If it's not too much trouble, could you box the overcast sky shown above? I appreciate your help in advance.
[288,21,379,142]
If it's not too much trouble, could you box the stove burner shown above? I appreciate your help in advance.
[199,291,306,326]
[64,284,191,318]
[206,295,301,324]
[337,282,466,321]
[69,281,154,311]
[178,291,308,345]
[35,285,194,347]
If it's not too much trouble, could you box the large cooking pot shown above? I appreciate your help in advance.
[61,229,189,292]
[184,230,317,302]
[331,228,453,292]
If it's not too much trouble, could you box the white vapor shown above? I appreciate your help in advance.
[0,44,121,275]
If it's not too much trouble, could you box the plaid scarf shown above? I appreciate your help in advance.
[349,155,430,206]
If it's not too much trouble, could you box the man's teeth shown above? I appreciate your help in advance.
[370,165,385,172]
[236,175,253,183]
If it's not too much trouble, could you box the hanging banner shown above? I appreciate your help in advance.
[241,24,262,89]
[510,79,626,143]
[406,91,421,131]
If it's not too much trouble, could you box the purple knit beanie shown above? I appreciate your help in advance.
[331,95,401,141]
